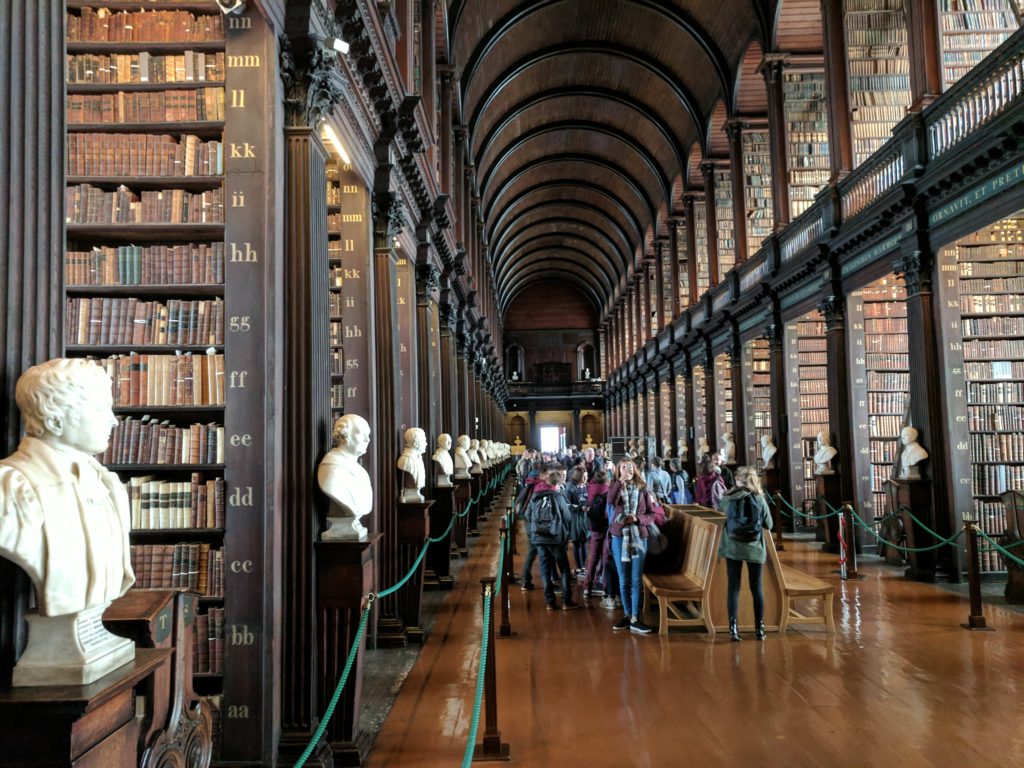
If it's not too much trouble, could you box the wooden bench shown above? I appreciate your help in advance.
[765,531,836,634]
[642,511,722,636]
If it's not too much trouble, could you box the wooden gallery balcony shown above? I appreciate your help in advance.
[505,379,606,408]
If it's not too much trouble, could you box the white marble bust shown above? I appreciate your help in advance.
[760,434,778,469]
[454,434,473,479]
[318,414,373,540]
[0,358,136,685]
[677,438,688,461]
[813,431,838,476]
[433,433,454,488]
[479,439,492,468]
[897,426,929,480]
[397,427,427,503]
[720,431,736,464]
[661,439,672,458]
[697,436,710,459]
[469,438,484,475]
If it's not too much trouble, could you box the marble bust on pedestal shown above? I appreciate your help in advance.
[397,427,427,503]
[454,434,473,479]
[760,434,778,469]
[813,431,838,475]
[469,438,484,475]
[720,431,736,464]
[433,433,454,488]
[897,426,929,480]
[0,358,136,686]
[318,414,373,540]
[696,436,711,459]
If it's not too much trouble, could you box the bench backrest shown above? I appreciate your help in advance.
[763,527,785,586]
[680,516,721,587]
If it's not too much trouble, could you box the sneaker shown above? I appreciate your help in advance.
[630,619,655,635]
[600,597,617,610]
[520,582,535,591]
[612,617,631,631]
[562,602,580,611]
[590,588,605,597]
[582,589,592,599]
[546,602,559,611]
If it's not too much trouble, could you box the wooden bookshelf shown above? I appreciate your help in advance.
[713,169,736,279]
[692,362,709,457]
[938,0,1021,89]
[659,380,672,455]
[843,0,912,166]
[741,131,773,253]
[743,337,772,467]
[59,3,261,759]
[675,221,690,310]
[675,372,689,460]
[714,352,734,456]
[785,310,830,516]
[783,70,830,218]
[939,212,1024,572]
[693,199,710,298]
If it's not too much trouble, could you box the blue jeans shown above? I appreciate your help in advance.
[610,536,646,619]
[537,544,571,605]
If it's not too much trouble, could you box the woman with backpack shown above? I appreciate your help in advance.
[718,466,774,641]
[668,458,692,505]
[606,458,664,635]
[582,467,610,599]
[694,453,726,510]
[562,465,590,577]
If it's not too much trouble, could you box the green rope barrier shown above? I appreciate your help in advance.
[978,529,1024,568]
[293,601,372,768]
[461,590,491,768]
[848,508,965,552]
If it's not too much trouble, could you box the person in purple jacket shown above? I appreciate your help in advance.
[606,458,664,634]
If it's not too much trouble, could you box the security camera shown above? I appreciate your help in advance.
[215,0,246,15]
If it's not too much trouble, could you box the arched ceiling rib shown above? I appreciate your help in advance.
[451,0,766,322]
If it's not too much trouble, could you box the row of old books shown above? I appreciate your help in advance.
[971,432,1024,462]
[960,293,1024,313]
[969,403,1024,430]
[67,52,226,85]
[865,316,909,333]
[941,9,1018,29]
[869,438,898,463]
[67,133,223,177]
[66,243,224,286]
[865,352,909,370]
[68,88,225,124]
[800,377,829,393]
[65,184,224,225]
[800,393,829,409]
[959,242,1024,258]
[66,297,224,346]
[67,8,224,43]
[742,131,773,252]
[965,360,1024,379]
[870,413,904,438]
[965,338,1024,358]
[973,463,1024,496]
[963,316,1024,336]
[865,333,908,352]
[194,608,225,675]
[127,474,225,530]
[868,391,909,414]
[92,351,226,406]
[130,543,224,595]
[867,371,910,391]
[102,417,224,465]
[713,170,736,275]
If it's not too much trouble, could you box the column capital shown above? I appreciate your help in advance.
[893,249,934,297]
[279,37,345,129]
[816,294,846,330]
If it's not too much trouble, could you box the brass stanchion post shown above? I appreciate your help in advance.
[474,577,510,761]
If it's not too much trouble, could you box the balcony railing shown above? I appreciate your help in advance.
[507,380,605,397]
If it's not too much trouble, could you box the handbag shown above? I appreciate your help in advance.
[646,521,668,555]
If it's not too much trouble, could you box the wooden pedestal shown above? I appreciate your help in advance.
[893,478,937,582]
[762,467,785,550]
[396,500,432,643]
[0,648,172,767]
[816,473,842,554]
[315,535,380,764]
[468,474,482,536]
[425,485,456,590]
[453,478,471,557]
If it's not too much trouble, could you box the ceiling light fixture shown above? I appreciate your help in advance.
[325,36,350,55]
[321,124,351,165]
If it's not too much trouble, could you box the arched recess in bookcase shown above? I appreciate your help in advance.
[63,0,229,748]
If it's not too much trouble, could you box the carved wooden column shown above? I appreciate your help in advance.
[276,37,341,766]
[634,274,645,347]
[678,356,696,476]
[704,338,719,452]
[642,259,654,340]
[818,293,854,552]
[415,261,441,474]
[0,0,63,688]
[453,126,466,246]
[682,195,700,306]
[654,243,666,335]
[764,318,793,525]
[895,245,959,579]
[905,0,942,112]
[668,219,682,319]
[760,54,791,230]
[439,292,458,435]
[727,333,746,461]
[700,162,721,287]
[820,0,853,179]
[372,174,407,645]
[725,119,749,264]
[456,320,471,437]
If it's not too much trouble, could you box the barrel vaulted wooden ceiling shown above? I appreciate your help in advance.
[448,0,823,321]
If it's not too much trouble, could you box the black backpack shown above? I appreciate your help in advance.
[727,493,764,543]
[586,491,608,533]
[527,492,563,541]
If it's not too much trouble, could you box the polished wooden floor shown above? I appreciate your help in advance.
[367,490,1024,767]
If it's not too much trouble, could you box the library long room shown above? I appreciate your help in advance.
[3,1,1024,767]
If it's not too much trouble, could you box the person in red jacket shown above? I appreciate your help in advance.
[606,458,664,634]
